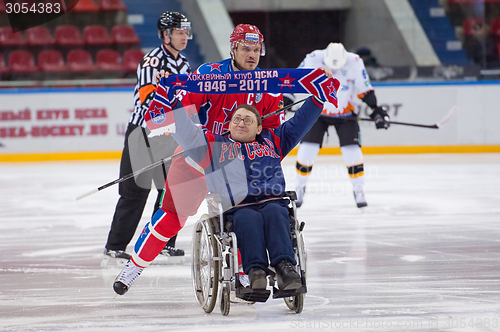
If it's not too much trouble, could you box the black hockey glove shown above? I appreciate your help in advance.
[282,93,295,107]
[370,106,390,130]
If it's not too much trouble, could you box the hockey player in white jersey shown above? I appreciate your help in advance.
[295,43,390,208]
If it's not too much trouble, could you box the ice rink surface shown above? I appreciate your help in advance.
[1,153,500,332]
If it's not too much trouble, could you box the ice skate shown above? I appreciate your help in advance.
[353,190,367,208]
[113,260,144,295]
[101,249,131,267]
[153,245,186,264]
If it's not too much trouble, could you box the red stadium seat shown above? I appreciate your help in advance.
[112,25,140,47]
[84,25,113,47]
[0,52,9,75]
[96,49,124,72]
[38,50,67,73]
[463,17,485,35]
[55,25,84,47]
[26,26,55,47]
[0,27,26,47]
[70,0,99,12]
[123,49,144,72]
[491,17,500,36]
[491,17,500,48]
[99,0,127,11]
[0,1,6,13]
[66,0,99,29]
[67,49,95,73]
[8,50,38,73]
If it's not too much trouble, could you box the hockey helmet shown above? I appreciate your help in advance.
[324,43,347,69]
[157,11,192,40]
[230,24,265,56]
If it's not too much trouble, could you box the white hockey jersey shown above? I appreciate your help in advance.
[299,49,374,117]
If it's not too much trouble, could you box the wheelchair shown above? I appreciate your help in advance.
[191,191,307,316]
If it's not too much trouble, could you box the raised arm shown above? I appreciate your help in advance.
[170,100,211,165]
[273,96,324,157]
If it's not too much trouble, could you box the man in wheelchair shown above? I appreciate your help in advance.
[113,68,339,300]
[166,84,333,292]
[222,133,300,292]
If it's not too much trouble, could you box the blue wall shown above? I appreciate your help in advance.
[408,0,471,65]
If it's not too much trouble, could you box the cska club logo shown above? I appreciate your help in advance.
[170,76,187,88]
[149,105,167,125]
[278,73,296,89]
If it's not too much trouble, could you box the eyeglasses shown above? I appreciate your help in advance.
[232,116,255,126]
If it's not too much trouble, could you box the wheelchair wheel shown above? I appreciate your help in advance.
[284,222,306,314]
[192,215,219,313]
[284,293,304,313]
[220,285,230,316]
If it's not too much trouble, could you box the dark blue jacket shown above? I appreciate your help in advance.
[172,96,323,211]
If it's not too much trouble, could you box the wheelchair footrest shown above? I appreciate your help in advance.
[272,285,307,299]
[236,287,271,303]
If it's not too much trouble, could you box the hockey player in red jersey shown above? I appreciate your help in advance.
[113,24,287,295]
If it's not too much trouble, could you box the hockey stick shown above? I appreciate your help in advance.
[357,106,458,129]
[287,105,458,129]
[261,96,309,120]
[76,149,185,201]
[76,97,309,201]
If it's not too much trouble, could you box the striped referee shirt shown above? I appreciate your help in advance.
[130,44,191,127]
